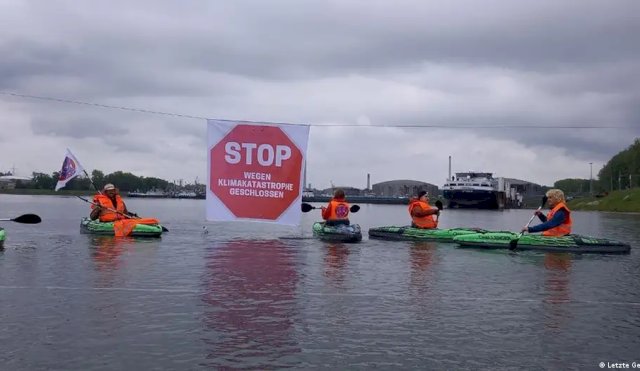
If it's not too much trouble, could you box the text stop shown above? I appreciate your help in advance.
[224,142,292,167]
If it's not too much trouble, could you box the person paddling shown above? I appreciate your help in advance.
[321,189,351,226]
[408,191,439,229]
[522,189,572,236]
[90,183,135,222]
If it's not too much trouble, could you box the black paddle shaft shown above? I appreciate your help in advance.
[509,196,548,250]
[301,202,359,213]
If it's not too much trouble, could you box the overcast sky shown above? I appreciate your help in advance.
[1,0,638,189]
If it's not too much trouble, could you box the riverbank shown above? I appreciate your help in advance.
[567,189,640,212]
[4,188,639,212]
[0,190,420,205]
[0,189,205,199]
[0,189,95,196]
[302,195,412,205]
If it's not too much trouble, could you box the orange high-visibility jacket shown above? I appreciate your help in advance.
[93,194,126,222]
[542,202,572,236]
[408,199,438,229]
[322,198,350,221]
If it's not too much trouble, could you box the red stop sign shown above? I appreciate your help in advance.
[210,124,303,220]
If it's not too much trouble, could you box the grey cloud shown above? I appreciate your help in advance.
[29,108,133,139]
[165,1,639,79]
[1,0,638,186]
[102,135,156,154]
[6,1,639,82]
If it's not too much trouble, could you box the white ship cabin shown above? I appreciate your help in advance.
[443,172,497,191]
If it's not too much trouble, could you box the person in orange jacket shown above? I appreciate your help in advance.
[90,183,135,222]
[523,189,572,236]
[321,189,351,226]
[408,190,439,229]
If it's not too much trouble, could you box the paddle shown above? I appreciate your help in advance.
[0,214,42,224]
[509,196,548,251]
[76,196,169,232]
[301,202,360,213]
[435,200,443,222]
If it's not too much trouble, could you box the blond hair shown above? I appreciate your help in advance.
[545,189,566,203]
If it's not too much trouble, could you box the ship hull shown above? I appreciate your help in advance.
[443,189,500,209]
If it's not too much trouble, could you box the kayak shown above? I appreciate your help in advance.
[0,228,5,249]
[368,226,487,242]
[453,232,631,254]
[80,217,164,237]
[312,222,362,243]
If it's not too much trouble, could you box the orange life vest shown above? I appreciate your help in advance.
[113,218,160,237]
[323,198,350,221]
[542,202,572,236]
[408,199,438,229]
[93,193,126,222]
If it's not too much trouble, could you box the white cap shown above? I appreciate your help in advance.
[103,183,115,191]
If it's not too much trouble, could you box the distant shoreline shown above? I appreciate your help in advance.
[303,196,411,205]
[0,190,411,204]
[0,189,203,199]
[0,189,95,196]
[3,189,638,212]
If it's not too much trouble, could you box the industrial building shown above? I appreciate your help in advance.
[372,180,439,198]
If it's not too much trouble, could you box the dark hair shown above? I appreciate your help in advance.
[334,189,345,198]
[417,190,428,198]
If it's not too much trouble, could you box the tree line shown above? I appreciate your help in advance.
[8,137,640,195]
[598,138,640,191]
[554,138,640,194]
[21,170,174,193]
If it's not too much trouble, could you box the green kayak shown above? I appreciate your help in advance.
[0,228,5,249]
[368,226,487,242]
[454,232,631,254]
[80,217,164,237]
[312,222,362,243]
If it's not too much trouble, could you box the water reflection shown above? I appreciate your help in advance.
[409,242,439,308]
[323,243,350,288]
[2,196,639,368]
[89,236,129,276]
[410,242,438,286]
[200,240,300,369]
[86,236,135,336]
[542,253,573,331]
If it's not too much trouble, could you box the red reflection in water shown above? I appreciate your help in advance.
[409,242,438,302]
[200,240,300,368]
[323,243,350,288]
[543,253,573,330]
[90,236,128,274]
[410,242,436,272]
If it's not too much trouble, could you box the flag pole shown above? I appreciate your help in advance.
[82,169,102,194]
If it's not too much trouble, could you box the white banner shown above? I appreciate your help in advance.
[206,120,310,225]
[55,148,86,191]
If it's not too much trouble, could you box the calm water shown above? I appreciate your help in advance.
[1,194,639,370]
